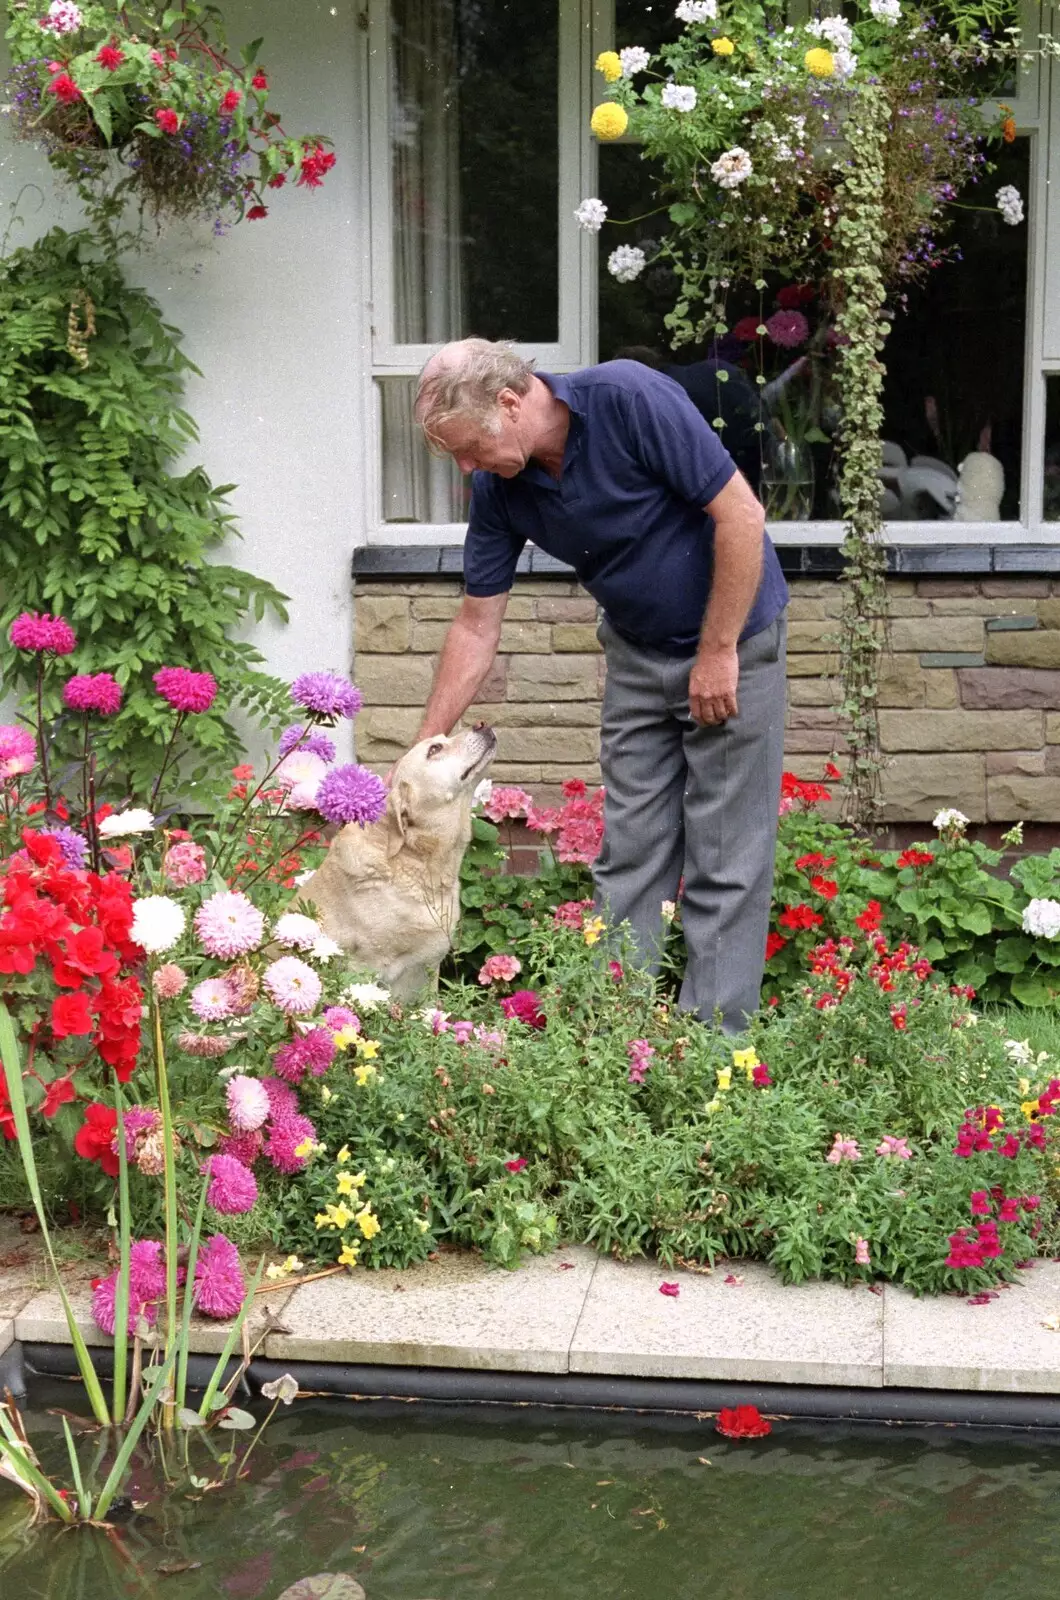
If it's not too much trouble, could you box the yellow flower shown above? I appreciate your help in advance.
[804,47,835,77]
[415,1218,430,1233]
[716,1067,732,1091]
[355,1038,380,1059]
[315,1211,336,1231]
[1018,1077,1031,1097]
[337,1240,360,1268]
[294,1138,315,1159]
[356,1206,382,1240]
[591,102,628,141]
[732,1047,759,1071]
[330,1201,355,1230]
[354,1062,377,1087]
[1022,1099,1041,1121]
[336,1144,350,1165]
[595,49,622,82]
[350,1169,367,1189]
[336,1171,358,1196]
[265,1261,289,1280]
[332,1026,359,1050]
[582,916,606,946]
[283,1255,303,1274]
[320,1084,333,1105]
[705,1097,723,1114]
[712,36,735,55]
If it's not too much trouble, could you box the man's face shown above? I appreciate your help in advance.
[426,392,528,477]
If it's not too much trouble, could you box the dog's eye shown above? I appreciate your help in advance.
[427,742,444,758]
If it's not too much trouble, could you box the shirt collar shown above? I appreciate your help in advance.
[538,370,585,419]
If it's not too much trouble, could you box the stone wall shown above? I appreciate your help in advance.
[353,573,1060,824]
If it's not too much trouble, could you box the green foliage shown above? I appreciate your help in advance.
[0,227,289,793]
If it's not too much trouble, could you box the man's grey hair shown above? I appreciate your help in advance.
[415,338,535,446]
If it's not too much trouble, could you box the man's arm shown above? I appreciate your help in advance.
[688,470,766,727]
[416,592,510,740]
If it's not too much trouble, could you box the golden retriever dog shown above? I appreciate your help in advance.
[296,725,497,1000]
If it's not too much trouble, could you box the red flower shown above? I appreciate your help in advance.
[778,903,824,932]
[752,1063,773,1088]
[154,107,179,133]
[562,778,587,799]
[659,1282,680,1297]
[731,315,763,341]
[221,88,242,111]
[96,44,124,69]
[795,853,836,872]
[0,1080,15,1142]
[246,204,268,220]
[896,848,934,870]
[810,876,838,900]
[74,1103,119,1177]
[41,1077,76,1119]
[51,991,94,1038]
[776,283,815,309]
[608,960,624,982]
[252,71,269,89]
[765,931,787,960]
[889,1003,908,1032]
[51,925,119,988]
[267,173,287,188]
[23,830,63,868]
[854,900,883,934]
[296,144,337,188]
[505,1157,528,1173]
[716,1405,771,1439]
[500,989,546,1030]
[47,73,82,103]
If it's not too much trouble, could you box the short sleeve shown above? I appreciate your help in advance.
[626,369,737,507]
[464,473,526,596]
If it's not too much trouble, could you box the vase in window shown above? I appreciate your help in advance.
[761,432,815,523]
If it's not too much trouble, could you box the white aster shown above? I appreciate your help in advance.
[309,934,343,962]
[343,981,391,1011]
[130,895,186,955]
[869,0,901,21]
[932,807,969,833]
[662,81,698,112]
[99,807,155,838]
[676,0,717,20]
[273,912,322,951]
[619,45,651,77]
[1022,898,1060,940]
[574,197,608,233]
[997,184,1024,225]
[607,244,647,282]
[711,146,753,189]
[276,750,329,792]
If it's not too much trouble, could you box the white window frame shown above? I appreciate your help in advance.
[364,0,1057,545]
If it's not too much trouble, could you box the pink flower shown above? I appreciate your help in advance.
[63,672,122,714]
[751,1063,773,1088]
[226,1074,270,1133]
[194,890,264,958]
[218,1128,263,1167]
[505,1157,528,1173]
[263,956,321,1015]
[0,725,36,781]
[154,107,180,134]
[92,1239,166,1335]
[627,1038,655,1085]
[500,990,546,1029]
[153,666,217,712]
[764,309,810,348]
[264,1112,317,1174]
[553,900,593,930]
[875,1135,913,1160]
[474,1025,505,1052]
[202,1154,258,1214]
[969,1189,992,1217]
[659,1282,680,1298]
[526,805,562,834]
[220,88,242,111]
[452,1019,474,1045]
[826,1134,861,1164]
[194,1234,246,1318]
[478,953,522,985]
[609,960,624,982]
[9,611,76,654]
[177,1031,232,1058]
[482,786,533,822]
[854,1237,870,1266]
[261,1076,298,1120]
[324,1006,360,1035]
[113,1106,161,1162]
[46,72,82,103]
[164,839,207,886]
[152,962,187,1000]
[189,977,235,1023]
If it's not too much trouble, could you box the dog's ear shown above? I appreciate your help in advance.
[387,779,412,858]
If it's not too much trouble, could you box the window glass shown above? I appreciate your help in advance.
[1044,377,1060,521]
[389,0,559,344]
[378,378,467,524]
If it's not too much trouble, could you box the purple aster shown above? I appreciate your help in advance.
[314,763,387,827]
[202,1153,259,1215]
[289,672,363,721]
[42,826,88,869]
[765,310,810,349]
[264,1111,317,1174]
[193,1234,246,1319]
[278,723,337,762]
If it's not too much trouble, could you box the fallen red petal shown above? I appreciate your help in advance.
[659,1281,680,1297]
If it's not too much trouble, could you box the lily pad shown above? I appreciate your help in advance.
[276,1579,367,1600]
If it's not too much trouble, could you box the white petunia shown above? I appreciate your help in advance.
[661,82,698,112]
[130,895,186,955]
[574,197,608,233]
[619,45,651,77]
[273,912,322,951]
[1022,898,1060,940]
[607,244,647,282]
[997,184,1024,226]
[711,146,753,189]
[676,0,717,20]
[869,0,901,21]
[932,807,969,833]
[99,807,155,838]
[473,778,493,808]
[832,45,858,78]
[343,981,391,1011]
[808,15,853,48]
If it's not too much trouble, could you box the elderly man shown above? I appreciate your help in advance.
[412,337,789,1031]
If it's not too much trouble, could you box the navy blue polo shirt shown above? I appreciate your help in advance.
[463,362,789,654]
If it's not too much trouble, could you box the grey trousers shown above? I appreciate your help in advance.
[593,612,787,1033]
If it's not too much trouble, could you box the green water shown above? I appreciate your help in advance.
[2,1387,1060,1598]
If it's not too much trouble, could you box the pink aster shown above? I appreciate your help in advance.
[114,1106,161,1161]
[62,672,122,715]
[194,890,264,958]
[153,667,218,713]
[500,990,546,1029]
[152,962,188,1000]
[202,1153,258,1214]
[194,1234,246,1319]
[189,977,235,1022]
[826,1134,861,1163]
[164,839,207,887]
[0,725,35,781]
[324,1005,360,1035]
[264,1111,317,1174]
[482,786,532,823]
[301,1026,336,1075]
[92,1238,166,1336]
[9,611,77,655]
[263,956,322,1015]
[226,1074,270,1132]
[261,1075,298,1120]
[272,1037,312,1084]
[218,1128,264,1166]
[478,953,522,985]
[765,309,810,349]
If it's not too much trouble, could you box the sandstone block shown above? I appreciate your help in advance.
[498,622,553,653]
[924,671,958,709]
[410,596,463,622]
[890,617,985,653]
[356,580,461,597]
[928,597,1036,617]
[1048,714,1060,744]
[916,580,982,597]
[508,655,601,701]
[787,620,839,651]
[552,624,603,653]
[354,595,410,653]
[985,632,1060,669]
[957,668,1060,710]
[786,676,842,707]
[535,597,599,622]
[982,579,1051,597]
[879,709,1042,752]
[786,653,836,678]
[465,701,602,729]
[885,599,933,617]
[985,751,1047,777]
[786,708,848,731]
[510,580,582,596]
[355,706,421,762]
[785,731,848,754]
[353,654,434,707]
[880,754,985,823]
[490,762,542,783]
[498,727,600,765]
[877,654,927,708]
[785,581,835,598]
[1036,598,1060,628]
[786,598,828,622]
[409,622,449,653]
[987,774,1060,821]
[538,764,602,784]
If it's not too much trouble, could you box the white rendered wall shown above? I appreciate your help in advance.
[0,0,370,753]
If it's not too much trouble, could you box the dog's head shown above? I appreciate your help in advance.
[387,725,497,856]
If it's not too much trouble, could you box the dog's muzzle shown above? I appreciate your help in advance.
[460,724,498,782]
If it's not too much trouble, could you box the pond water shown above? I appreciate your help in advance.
[2,1385,1060,1598]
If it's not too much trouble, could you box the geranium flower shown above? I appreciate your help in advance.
[74,1103,119,1177]
[716,1405,771,1438]
[500,990,546,1029]
[505,1157,528,1173]
[765,931,787,960]
[482,785,533,823]
[574,197,607,232]
[478,953,522,985]
[155,107,180,133]
[607,245,645,283]
[40,0,83,32]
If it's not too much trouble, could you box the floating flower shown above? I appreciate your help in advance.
[608,244,646,282]
[130,895,186,955]
[273,912,323,950]
[195,891,265,958]
[505,1157,528,1174]
[290,671,363,720]
[661,82,697,111]
[152,963,187,1001]
[594,50,622,82]
[1022,899,1060,940]
[194,1234,246,1318]
[263,956,322,1015]
[98,807,154,838]
[203,1153,258,1215]
[478,953,522,985]
[275,749,329,805]
[752,1063,773,1088]
[9,612,77,654]
[619,45,651,76]
[590,102,629,140]
[574,197,608,232]
[826,1134,861,1163]
[153,667,216,712]
[710,147,753,189]
[177,1031,234,1058]
[63,673,122,715]
[226,1074,270,1132]
[324,1005,360,1035]
[473,778,493,808]
[716,1405,771,1438]
[190,978,235,1023]
[0,725,35,781]
[314,763,387,827]
[278,724,337,762]
[659,1281,680,1297]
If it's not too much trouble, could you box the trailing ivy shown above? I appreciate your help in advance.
[0,227,289,793]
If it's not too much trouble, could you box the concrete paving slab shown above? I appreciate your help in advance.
[264,1244,598,1372]
[0,1319,13,1358]
[883,1261,1060,1391]
[15,1276,296,1355]
[569,1258,884,1387]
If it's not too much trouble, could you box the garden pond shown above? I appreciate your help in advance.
[2,1385,1060,1598]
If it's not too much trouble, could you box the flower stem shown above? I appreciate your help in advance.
[34,658,51,811]
[150,712,185,813]
[153,996,178,1431]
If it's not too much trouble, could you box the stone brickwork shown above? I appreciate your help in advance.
[354,574,1060,823]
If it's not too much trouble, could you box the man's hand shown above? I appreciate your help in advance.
[689,645,739,725]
